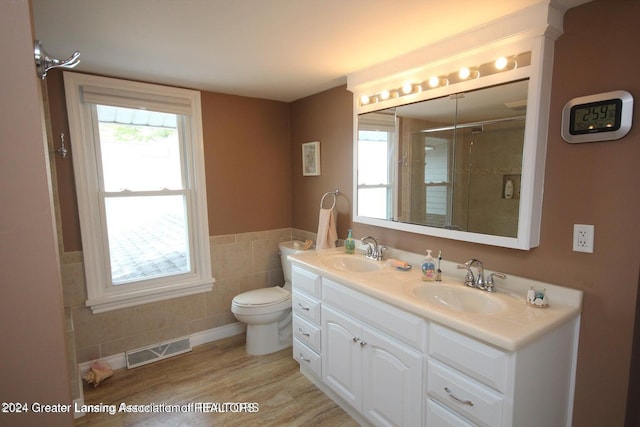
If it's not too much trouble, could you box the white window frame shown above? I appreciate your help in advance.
[64,72,213,313]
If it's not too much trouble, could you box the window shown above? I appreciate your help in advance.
[64,73,212,313]
[357,112,395,220]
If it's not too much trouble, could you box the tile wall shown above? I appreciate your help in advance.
[62,227,317,364]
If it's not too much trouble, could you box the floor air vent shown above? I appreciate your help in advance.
[126,337,191,369]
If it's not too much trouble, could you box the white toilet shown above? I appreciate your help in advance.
[231,240,307,355]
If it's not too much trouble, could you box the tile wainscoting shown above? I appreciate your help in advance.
[61,227,318,365]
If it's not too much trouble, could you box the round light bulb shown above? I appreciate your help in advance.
[428,76,440,88]
[360,95,370,105]
[495,57,508,70]
[459,67,471,80]
[380,90,390,100]
[401,82,413,94]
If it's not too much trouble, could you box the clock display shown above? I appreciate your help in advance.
[561,90,632,143]
[570,99,622,134]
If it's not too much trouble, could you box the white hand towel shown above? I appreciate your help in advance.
[316,208,337,251]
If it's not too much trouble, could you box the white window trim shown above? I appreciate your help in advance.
[64,72,213,313]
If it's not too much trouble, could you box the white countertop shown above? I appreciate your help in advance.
[289,247,583,351]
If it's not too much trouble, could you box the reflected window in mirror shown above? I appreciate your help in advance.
[357,112,395,219]
[423,136,450,228]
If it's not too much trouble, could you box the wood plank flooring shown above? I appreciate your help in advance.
[75,334,359,426]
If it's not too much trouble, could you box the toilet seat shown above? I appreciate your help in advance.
[232,286,290,307]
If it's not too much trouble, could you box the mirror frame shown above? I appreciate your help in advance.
[347,3,565,250]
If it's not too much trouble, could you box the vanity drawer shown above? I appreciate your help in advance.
[426,398,475,427]
[293,314,321,352]
[292,290,321,324]
[428,359,504,427]
[429,323,508,392]
[292,266,322,298]
[322,278,426,351]
[293,338,321,378]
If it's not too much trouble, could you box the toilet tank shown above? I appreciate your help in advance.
[279,240,311,288]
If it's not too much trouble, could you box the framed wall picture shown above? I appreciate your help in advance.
[302,141,320,176]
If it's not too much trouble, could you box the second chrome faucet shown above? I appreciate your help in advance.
[457,259,506,292]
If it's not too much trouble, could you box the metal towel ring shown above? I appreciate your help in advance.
[320,189,339,210]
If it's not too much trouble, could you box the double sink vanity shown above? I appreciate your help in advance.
[289,247,582,427]
[288,4,584,425]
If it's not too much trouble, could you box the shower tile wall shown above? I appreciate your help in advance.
[62,227,307,363]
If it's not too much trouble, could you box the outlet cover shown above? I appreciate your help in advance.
[573,224,594,253]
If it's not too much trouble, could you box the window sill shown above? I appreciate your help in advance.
[86,278,214,314]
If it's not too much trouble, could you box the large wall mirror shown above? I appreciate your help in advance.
[358,79,527,239]
[348,4,564,249]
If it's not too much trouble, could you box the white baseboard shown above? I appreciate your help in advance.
[78,322,246,373]
[190,322,246,347]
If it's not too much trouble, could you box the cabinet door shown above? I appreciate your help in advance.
[322,306,362,409]
[362,328,423,427]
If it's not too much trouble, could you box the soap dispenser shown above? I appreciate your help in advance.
[345,229,355,254]
[421,250,436,282]
[504,177,514,199]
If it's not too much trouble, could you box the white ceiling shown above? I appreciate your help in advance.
[32,0,589,102]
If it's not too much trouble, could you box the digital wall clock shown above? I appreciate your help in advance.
[561,90,633,143]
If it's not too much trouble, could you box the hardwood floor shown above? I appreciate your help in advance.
[75,334,359,426]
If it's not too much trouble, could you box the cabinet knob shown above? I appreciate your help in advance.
[352,337,360,343]
[359,341,367,347]
[444,387,474,406]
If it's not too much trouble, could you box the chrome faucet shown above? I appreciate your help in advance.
[361,236,386,261]
[457,259,506,292]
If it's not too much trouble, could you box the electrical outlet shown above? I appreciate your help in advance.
[573,224,594,253]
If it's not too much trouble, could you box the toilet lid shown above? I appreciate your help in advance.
[233,286,290,306]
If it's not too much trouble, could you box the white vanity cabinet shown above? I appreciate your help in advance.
[322,279,425,427]
[426,321,579,427]
[291,266,322,379]
[290,258,580,427]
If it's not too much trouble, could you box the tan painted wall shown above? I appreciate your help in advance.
[0,1,72,426]
[200,91,291,235]
[290,86,354,237]
[290,2,640,426]
[47,73,292,250]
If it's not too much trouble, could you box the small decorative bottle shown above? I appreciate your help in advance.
[421,250,436,282]
[345,229,355,254]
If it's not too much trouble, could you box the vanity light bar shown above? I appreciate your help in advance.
[359,52,529,106]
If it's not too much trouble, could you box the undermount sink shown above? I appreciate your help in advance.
[321,254,383,273]
[408,283,506,314]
